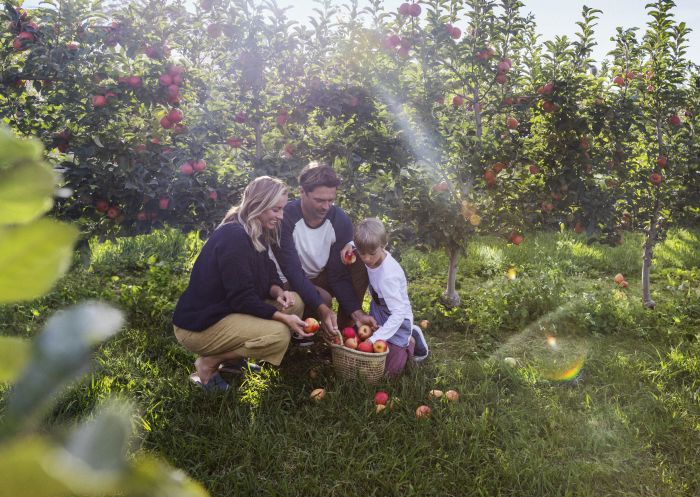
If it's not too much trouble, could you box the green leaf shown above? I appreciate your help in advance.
[0,160,57,226]
[3,302,124,428]
[0,436,73,497]
[0,126,44,171]
[0,219,79,303]
[0,337,31,384]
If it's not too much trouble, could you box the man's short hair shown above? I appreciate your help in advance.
[298,161,341,193]
[354,218,388,253]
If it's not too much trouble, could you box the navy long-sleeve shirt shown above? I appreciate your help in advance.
[272,199,361,315]
[173,222,283,331]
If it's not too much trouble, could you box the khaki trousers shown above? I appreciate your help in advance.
[173,292,303,366]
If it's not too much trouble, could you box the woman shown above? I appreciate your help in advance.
[173,176,310,391]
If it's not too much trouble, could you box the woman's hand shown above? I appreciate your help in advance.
[276,290,295,309]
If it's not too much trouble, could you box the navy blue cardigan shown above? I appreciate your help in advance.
[173,222,283,332]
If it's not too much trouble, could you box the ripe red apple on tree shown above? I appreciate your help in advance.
[227,136,243,148]
[372,340,388,353]
[357,325,372,341]
[452,95,464,107]
[529,165,540,175]
[657,155,667,168]
[179,162,194,175]
[159,198,170,210]
[495,72,507,85]
[106,206,121,219]
[159,74,173,86]
[483,169,497,188]
[506,117,519,129]
[208,190,218,201]
[192,159,206,172]
[650,172,663,186]
[668,115,681,127]
[304,317,320,333]
[398,2,411,15]
[493,162,506,173]
[95,199,109,213]
[92,95,107,108]
[234,111,247,123]
[167,108,183,123]
[408,2,421,16]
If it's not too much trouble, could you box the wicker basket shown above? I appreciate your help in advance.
[330,332,389,384]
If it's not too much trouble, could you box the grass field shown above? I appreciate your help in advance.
[1,228,699,496]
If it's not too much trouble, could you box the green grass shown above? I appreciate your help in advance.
[2,229,699,496]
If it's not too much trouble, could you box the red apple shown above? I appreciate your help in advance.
[542,101,556,113]
[493,162,506,173]
[342,250,356,265]
[668,115,681,127]
[357,324,372,340]
[398,2,411,15]
[95,199,109,212]
[510,233,523,245]
[208,190,218,201]
[179,162,194,175]
[452,95,464,107]
[160,116,173,129]
[415,405,432,419]
[159,73,173,86]
[657,155,667,168]
[445,390,459,402]
[529,165,540,175]
[408,3,421,16]
[506,117,519,129]
[276,112,289,126]
[358,341,373,353]
[158,198,169,210]
[342,327,357,340]
[374,391,389,405]
[495,72,507,85]
[106,206,121,219]
[92,95,107,107]
[227,136,243,148]
[128,75,142,88]
[614,273,625,285]
[432,181,449,193]
[344,337,358,350]
[304,317,320,333]
[483,169,497,188]
[419,319,429,330]
[234,111,247,123]
[167,108,183,123]
[613,75,625,86]
[650,172,663,186]
[450,26,461,39]
[372,340,388,353]
[192,159,206,172]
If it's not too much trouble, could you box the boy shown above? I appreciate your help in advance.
[353,218,429,377]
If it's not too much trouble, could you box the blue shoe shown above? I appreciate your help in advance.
[190,372,230,392]
[411,325,429,362]
[219,359,262,374]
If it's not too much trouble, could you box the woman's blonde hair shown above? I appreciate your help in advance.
[220,176,288,251]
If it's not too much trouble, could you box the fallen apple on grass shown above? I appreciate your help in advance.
[310,388,325,401]
[374,391,389,405]
[428,389,443,400]
[445,390,459,402]
[415,405,432,419]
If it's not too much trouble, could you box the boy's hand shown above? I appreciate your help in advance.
[353,311,378,330]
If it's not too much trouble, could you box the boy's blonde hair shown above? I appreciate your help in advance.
[220,176,288,251]
[354,218,388,253]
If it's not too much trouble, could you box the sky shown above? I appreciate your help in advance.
[278,0,700,64]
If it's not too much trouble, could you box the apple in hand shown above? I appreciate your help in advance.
[357,324,373,340]
[304,317,319,333]
[372,340,388,353]
[342,250,356,265]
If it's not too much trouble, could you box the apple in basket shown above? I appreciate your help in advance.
[357,341,373,353]
[344,337,358,350]
[342,327,357,340]
[357,324,373,340]
[372,340,388,353]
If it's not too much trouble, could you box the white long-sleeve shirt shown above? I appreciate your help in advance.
[366,252,413,346]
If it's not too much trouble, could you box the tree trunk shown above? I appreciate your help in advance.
[641,196,660,309]
[442,246,461,308]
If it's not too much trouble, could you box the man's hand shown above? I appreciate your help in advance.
[318,304,339,341]
[352,310,378,330]
[340,242,356,265]
[276,290,295,309]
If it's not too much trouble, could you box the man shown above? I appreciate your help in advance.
[272,161,377,339]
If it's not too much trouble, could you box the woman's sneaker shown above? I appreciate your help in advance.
[411,325,429,362]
